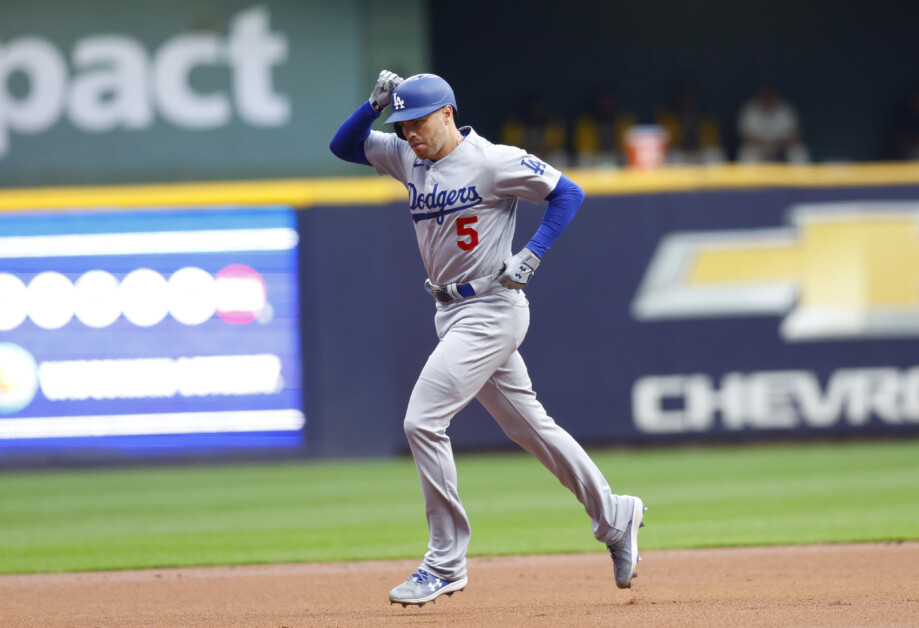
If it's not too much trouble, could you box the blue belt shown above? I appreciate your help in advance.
[430,282,476,303]
[424,280,475,304]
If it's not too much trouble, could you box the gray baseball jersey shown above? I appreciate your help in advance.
[362,124,634,585]
[364,127,561,286]
[332,83,645,598]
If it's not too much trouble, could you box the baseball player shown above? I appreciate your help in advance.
[330,71,646,607]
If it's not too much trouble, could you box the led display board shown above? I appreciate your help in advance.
[0,207,303,461]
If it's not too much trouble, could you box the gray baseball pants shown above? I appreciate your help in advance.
[403,287,633,581]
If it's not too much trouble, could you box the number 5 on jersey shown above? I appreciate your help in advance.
[456,216,478,250]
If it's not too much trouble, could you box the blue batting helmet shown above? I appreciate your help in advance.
[385,74,458,124]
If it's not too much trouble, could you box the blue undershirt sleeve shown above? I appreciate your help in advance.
[524,174,585,258]
[329,101,379,166]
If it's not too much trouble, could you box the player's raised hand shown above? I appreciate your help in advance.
[369,70,404,113]
[494,247,541,290]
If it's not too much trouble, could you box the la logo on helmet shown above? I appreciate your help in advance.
[393,95,405,110]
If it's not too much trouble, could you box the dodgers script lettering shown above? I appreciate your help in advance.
[407,183,482,212]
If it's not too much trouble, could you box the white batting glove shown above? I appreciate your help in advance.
[369,69,404,113]
[494,247,541,290]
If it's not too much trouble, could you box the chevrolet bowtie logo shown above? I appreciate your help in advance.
[631,202,919,341]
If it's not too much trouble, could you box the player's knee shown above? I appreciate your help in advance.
[403,414,425,440]
[403,412,444,443]
[498,423,527,445]
[499,421,545,448]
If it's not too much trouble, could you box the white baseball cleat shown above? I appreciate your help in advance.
[607,496,647,589]
[389,568,468,607]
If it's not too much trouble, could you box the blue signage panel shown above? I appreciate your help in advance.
[0,207,303,460]
[625,196,919,437]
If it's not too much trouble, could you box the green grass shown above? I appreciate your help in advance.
[0,440,916,574]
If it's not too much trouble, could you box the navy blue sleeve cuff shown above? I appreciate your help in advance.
[329,101,380,166]
[524,174,585,258]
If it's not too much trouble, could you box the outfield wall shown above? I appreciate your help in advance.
[1,164,919,464]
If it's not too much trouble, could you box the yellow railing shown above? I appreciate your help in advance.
[1,162,918,212]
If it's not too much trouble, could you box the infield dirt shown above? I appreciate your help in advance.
[1,543,916,627]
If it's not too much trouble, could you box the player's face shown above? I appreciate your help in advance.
[397,107,455,161]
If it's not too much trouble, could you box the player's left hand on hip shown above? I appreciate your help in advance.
[494,247,540,290]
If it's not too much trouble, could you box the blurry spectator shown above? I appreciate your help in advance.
[573,87,637,167]
[736,83,810,163]
[655,80,726,165]
[889,83,919,160]
[500,95,568,166]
